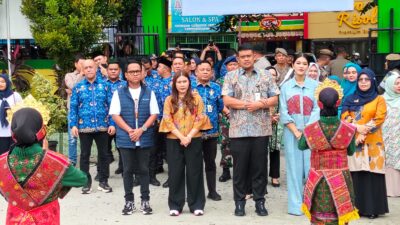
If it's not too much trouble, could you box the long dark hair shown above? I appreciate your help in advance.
[171,71,196,114]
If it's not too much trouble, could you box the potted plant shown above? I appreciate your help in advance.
[30,72,67,151]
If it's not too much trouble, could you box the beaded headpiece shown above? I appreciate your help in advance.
[314,79,344,101]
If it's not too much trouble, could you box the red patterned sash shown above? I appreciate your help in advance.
[330,121,356,150]
[0,150,69,211]
[303,121,331,151]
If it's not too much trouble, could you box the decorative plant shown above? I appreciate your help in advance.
[30,72,67,137]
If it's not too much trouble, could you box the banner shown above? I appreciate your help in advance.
[169,0,223,33]
[182,0,354,16]
[0,0,33,39]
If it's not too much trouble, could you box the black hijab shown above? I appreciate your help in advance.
[11,108,44,147]
[341,68,378,113]
[0,74,13,128]
[319,88,339,117]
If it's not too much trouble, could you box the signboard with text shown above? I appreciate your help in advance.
[307,0,377,39]
[169,0,223,33]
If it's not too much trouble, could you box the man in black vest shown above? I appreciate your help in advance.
[109,61,159,215]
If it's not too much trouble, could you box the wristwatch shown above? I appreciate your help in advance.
[141,125,148,132]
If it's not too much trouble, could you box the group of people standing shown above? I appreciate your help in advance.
[1,43,400,225]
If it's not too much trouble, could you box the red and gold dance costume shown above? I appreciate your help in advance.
[299,118,359,225]
[0,145,73,225]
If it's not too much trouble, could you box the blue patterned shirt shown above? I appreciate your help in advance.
[194,81,224,137]
[150,74,174,120]
[69,77,114,133]
[144,70,159,87]
[107,79,127,93]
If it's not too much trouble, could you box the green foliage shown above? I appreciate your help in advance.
[20,0,122,74]
[30,73,67,136]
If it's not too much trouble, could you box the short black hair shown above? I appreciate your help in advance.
[173,51,184,58]
[125,60,142,72]
[74,53,84,63]
[199,60,212,67]
[172,57,184,63]
[238,43,253,52]
[108,59,120,67]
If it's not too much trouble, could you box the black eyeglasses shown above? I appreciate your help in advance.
[358,77,371,82]
[126,70,142,75]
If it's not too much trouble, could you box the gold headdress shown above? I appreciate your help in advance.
[7,95,50,125]
[314,79,344,101]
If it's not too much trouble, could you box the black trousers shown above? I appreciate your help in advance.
[149,128,166,176]
[269,150,280,179]
[107,134,123,169]
[79,132,110,183]
[120,147,150,201]
[167,138,205,212]
[202,137,218,193]
[0,137,13,155]
[231,136,268,202]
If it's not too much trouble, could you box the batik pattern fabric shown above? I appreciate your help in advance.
[299,117,359,225]
[107,79,127,94]
[0,148,70,225]
[222,67,280,138]
[216,77,232,168]
[194,81,224,138]
[69,77,114,133]
[382,107,400,170]
[159,93,212,139]
[268,106,282,152]
[144,70,159,87]
[341,95,387,174]
[150,75,173,121]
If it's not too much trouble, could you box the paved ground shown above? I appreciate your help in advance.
[1,150,399,225]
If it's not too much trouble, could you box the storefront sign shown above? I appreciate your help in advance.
[240,15,304,32]
[307,0,378,39]
[169,0,223,33]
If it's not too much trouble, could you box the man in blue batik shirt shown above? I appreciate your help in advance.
[147,57,173,187]
[194,61,224,201]
[70,59,115,194]
[106,60,127,175]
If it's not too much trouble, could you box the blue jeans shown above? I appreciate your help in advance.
[68,124,78,164]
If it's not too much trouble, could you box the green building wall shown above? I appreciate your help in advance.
[378,0,400,53]
[142,0,167,54]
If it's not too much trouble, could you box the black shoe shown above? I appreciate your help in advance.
[94,174,99,181]
[140,200,153,215]
[234,201,246,216]
[122,201,136,215]
[115,168,123,175]
[82,179,92,194]
[150,177,161,186]
[255,201,268,216]
[162,179,169,188]
[207,192,222,201]
[98,182,113,193]
[368,214,378,219]
[219,168,231,182]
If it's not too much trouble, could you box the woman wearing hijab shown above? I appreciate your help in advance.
[0,107,87,225]
[0,74,22,154]
[298,80,359,225]
[306,63,322,82]
[341,68,389,219]
[382,74,400,197]
[328,75,342,85]
[338,63,361,117]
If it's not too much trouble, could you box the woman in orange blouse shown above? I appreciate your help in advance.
[341,68,389,219]
[159,71,212,217]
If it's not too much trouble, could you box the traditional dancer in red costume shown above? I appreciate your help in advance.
[298,80,360,225]
[0,105,87,225]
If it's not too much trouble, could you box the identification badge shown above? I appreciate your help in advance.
[255,93,261,101]
[207,105,213,113]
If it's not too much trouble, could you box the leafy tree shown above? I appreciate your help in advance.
[20,0,122,93]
